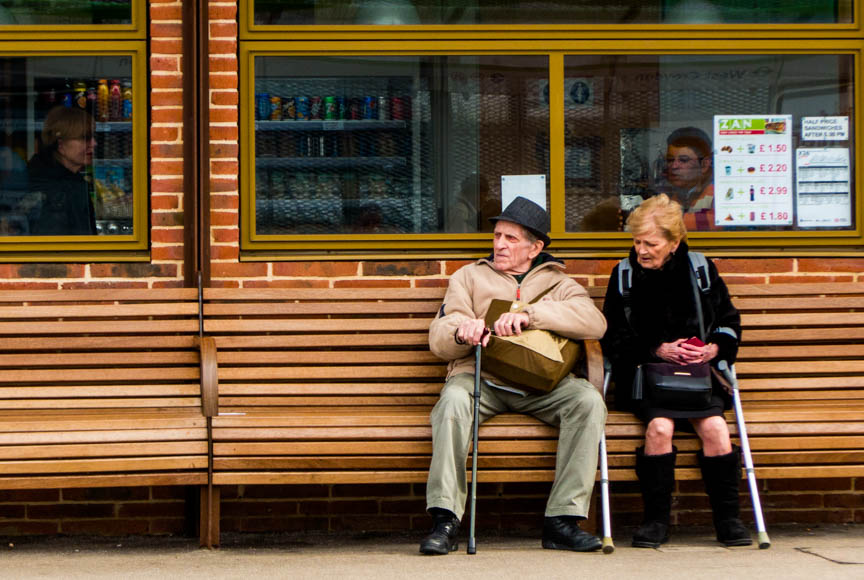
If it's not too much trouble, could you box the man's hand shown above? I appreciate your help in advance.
[456,318,491,347]
[493,311,530,338]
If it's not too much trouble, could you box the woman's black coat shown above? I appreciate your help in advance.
[600,242,741,412]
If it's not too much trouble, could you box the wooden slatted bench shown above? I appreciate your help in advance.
[0,288,214,542]
[590,283,864,485]
[202,281,864,547]
[201,287,603,547]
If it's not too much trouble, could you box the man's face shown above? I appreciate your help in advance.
[493,220,544,275]
[666,145,710,190]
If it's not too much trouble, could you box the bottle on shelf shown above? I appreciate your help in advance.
[97,79,109,122]
[86,84,98,117]
[61,79,74,108]
[109,80,122,121]
[121,81,133,121]
[74,81,88,110]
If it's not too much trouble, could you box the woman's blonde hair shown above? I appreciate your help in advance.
[41,106,94,149]
[626,194,687,242]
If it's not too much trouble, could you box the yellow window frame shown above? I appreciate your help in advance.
[240,0,859,41]
[240,39,864,257]
[0,0,145,40]
[0,41,150,261]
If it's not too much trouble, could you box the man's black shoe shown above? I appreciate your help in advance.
[419,509,460,555]
[541,516,602,552]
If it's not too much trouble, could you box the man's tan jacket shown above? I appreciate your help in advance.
[429,255,607,381]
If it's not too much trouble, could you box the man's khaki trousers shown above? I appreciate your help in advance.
[425,372,607,520]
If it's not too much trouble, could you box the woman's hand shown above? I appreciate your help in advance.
[655,339,718,365]
[679,340,719,364]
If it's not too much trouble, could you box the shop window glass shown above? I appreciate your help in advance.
[0,56,134,236]
[252,0,849,25]
[566,54,855,233]
[252,55,548,236]
[0,1,132,25]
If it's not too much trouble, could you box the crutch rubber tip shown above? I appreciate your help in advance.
[757,532,771,549]
[467,543,476,555]
[602,538,615,554]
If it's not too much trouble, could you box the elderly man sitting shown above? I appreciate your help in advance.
[420,197,608,554]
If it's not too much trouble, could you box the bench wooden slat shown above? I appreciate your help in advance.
[0,385,202,398]
[0,441,209,460]
[0,428,206,445]
[0,456,209,474]
[205,319,432,333]
[0,302,199,320]
[205,301,440,316]
[0,320,199,335]
[215,351,441,365]
[0,473,207,490]
[217,366,445,381]
[0,352,200,367]
[0,368,201,384]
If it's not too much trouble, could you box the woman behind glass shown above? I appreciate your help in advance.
[26,106,97,236]
[601,194,751,548]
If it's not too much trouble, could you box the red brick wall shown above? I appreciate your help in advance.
[1,0,863,539]
[2,479,861,538]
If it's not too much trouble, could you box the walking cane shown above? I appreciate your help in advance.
[599,359,615,554]
[717,360,771,549]
[467,343,482,555]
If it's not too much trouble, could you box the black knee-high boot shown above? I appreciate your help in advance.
[698,446,753,546]
[632,446,676,548]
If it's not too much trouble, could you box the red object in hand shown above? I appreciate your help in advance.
[684,337,705,347]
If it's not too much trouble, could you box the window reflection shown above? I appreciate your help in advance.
[252,55,548,236]
[0,56,133,237]
[252,0,850,25]
[0,0,132,25]
[567,55,855,233]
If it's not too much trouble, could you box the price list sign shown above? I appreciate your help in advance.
[713,115,793,226]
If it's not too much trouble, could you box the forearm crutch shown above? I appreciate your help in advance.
[599,359,615,554]
[718,360,771,549]
[467,343,482,555]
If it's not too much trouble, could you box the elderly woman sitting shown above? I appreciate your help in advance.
[601,194,751,548]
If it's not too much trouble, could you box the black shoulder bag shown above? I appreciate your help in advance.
[631,264,713,410]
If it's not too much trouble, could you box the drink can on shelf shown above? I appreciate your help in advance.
[348,97,362,120]
[256,93,271,120]
[282,96,296,120]
[377,96,389,120]
[324,96,337,120]
[363,96,377,120]
[296,96,310,120]
[335,96,346,119]
[269,95,282,120]
[310,96,323,120]
[391,96,410,120]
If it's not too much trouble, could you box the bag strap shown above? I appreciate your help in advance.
[528,281,561,305]
[619,253,709,339]
[688,252,711,294]
[688,265,707,342]
[617,257,634,325]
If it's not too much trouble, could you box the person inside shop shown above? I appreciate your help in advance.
[421,196,608,555]
[449,173,498,233]
[600,194,751,549]
[662,126,716,231]
[25,105,97,235]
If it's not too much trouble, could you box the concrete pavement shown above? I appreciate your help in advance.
[1,525,862,580]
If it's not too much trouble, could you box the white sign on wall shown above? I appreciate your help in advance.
[796,148,852,227]
[713,115,793,226]
[802,116,849,141]
[501,175,547,210]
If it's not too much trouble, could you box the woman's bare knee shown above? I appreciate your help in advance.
[644,418,675,455]
[694,416,732,455]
